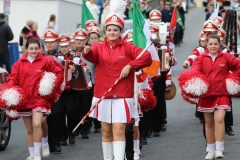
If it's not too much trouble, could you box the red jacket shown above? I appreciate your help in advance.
[191,50,240,98]
[83,38,152,98]
[7,53,64,109]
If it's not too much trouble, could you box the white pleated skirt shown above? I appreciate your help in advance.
[89,97,139,123]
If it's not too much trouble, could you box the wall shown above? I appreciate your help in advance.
[0,0,82,46]
[58,0,81,34]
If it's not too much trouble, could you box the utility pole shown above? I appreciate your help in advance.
[3,0,10,23]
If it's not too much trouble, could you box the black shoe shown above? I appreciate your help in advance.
[153,131,161,137]
[147,130,152,138]
[163,119,167,124]
[195,111,199,118]
[50,144,62,154]
[60,140,67,146]
[141,137,148,145]
[73,130,80,136]
[94,127,100,133]
[199,117,204,123]
[87,128,91,134]
[161,124,166,132]
[81,133,89,139]
[226,127,235,136]
[69,135,75,144]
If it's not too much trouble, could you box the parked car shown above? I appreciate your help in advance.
[0,68,11,151]
[0,109,11,151]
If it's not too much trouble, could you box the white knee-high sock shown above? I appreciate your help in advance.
[113,141,126,160]
[102,142,113,160]
[34,142,42,155]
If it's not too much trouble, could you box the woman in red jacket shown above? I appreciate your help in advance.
[82,7,152,160]
[7,38,63,160]
[191,34,240,160]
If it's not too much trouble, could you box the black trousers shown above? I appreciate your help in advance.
[225,98,233,128]
[74,88,93,134]
[139,111,151,138]
[47,97,65,146]
[125,123,134,160]
[93,118,101,128]
[149,76,166,132]
[61,111,77,140]
[54,90,79,140]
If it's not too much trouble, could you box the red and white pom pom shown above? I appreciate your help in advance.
[225,74,240,96]
[178,71,209,98]
[136,70,149,89]
[39,72,57,96]
[138,88,157,112]
[181,91,199,104]
[4,109,19,120]
[0,85,25,109]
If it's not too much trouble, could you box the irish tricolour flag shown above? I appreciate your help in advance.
[132,0,160,77]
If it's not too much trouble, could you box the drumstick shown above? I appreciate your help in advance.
[72,42,153,133]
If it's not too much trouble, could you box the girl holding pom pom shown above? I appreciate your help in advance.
[191,34,240,160]
[6,38,63,160]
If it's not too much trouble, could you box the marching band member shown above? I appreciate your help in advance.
[70,33,77,52]
[6,38,63,160]
[149,9,162,23]
[43,29,63,153]
[137,11,163,145]
[72,28,94,139]
[189,34,240,160]
[82,0,151,159]
[44,29,59,57]
[87,26,101,133]
[56,34,78,146]
[149,9,174,92]
[148,13,177,137]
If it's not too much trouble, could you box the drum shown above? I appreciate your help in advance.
[72,64,92,90]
